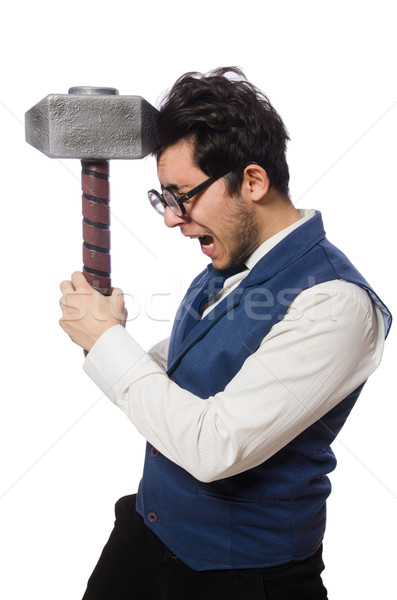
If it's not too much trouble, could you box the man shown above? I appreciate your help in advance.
[59,68,391,600]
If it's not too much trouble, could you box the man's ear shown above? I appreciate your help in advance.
[241,164,270,201]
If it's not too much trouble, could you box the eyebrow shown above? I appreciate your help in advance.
[161,182,190,192]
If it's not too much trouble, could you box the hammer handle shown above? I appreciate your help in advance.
[81,160,111,296]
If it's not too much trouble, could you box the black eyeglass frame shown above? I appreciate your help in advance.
[148,168,231,217]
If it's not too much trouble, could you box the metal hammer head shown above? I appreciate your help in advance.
[25,86,159,160]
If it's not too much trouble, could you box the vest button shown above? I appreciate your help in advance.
[150,446,160,458]
[147,511,158,523]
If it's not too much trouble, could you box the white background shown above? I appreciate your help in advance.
[0,1,396,598]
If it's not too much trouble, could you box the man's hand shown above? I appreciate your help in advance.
[59,272,127,352]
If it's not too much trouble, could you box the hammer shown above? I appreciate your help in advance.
[25,86,159,296]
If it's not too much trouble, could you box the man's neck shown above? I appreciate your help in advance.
[255,194,302,247]
[246,208,315,270]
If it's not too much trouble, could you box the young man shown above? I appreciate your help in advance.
[59,68,391,600]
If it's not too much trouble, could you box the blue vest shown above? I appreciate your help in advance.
[136,211,391,571]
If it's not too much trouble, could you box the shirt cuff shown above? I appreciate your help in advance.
[83,325,150,401]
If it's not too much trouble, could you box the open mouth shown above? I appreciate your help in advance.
[184,232,217,258]
[199,235,214,250]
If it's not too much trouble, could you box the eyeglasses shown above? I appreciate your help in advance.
[148,169,230,217]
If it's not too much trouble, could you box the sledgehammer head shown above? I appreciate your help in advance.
[25,86,159,160]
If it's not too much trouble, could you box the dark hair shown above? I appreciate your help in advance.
[155,67,290,197]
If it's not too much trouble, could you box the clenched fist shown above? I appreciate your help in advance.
[59,272,128,352]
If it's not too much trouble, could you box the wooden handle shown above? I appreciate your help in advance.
[81,160,111,296]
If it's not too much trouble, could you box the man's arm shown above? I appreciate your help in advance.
[147,337,169,371]
[81,279,384,483]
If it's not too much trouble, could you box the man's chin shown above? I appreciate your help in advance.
[212,258,240,274]
[211,257,227,271]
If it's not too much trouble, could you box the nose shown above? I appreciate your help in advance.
[164,206,189,228]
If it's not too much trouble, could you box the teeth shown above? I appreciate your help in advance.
[185,234,214,249]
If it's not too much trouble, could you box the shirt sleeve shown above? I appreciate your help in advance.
[148,337,169,370]
[83,280,385,483]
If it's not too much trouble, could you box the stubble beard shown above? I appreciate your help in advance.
[223,199,261,271]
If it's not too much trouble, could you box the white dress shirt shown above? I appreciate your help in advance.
[84,210,385,483]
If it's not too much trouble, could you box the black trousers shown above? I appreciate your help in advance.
[82,494,328,600]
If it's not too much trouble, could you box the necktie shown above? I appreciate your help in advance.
[182,264,247,340]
